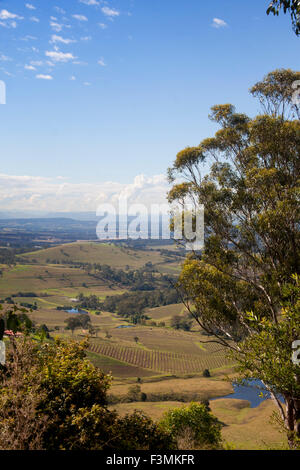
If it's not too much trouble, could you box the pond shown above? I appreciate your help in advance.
[212,379,284,408]
[65,308,88,315]
[116,325,136,329]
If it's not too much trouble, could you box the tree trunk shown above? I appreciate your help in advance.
[285,396,300,448]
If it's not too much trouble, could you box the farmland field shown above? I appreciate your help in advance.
[88,337,233,374]
[19,242,173,269]
[0,238,287,450]
[86,351,156,379]
[146,303,187,322]
[0,241,232,380]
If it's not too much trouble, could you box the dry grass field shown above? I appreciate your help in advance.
[111,399,287,450]
[110,375,233,399]
[145,303,187,322]
[19,242,171,269]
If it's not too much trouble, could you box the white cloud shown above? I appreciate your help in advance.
[54,7,66,15]
[98,23,107,29]
[79,0,100,5]
[25,4,36,10]
[50,35,76,45]
[0,9,23,28]
[0,174,169,212]
[45,50,76,62]
[72,14,88,21]
[30,60,43,66]
[25,64,36,70]
[21,35,37,41]
[101,7,120,17]
[0,10,23,20]
[30,16,40,23]
[50,21,65,32]
[0,54,12,61]
[36,74,53,80]
[212,18,228,28]
[97,58,106,66]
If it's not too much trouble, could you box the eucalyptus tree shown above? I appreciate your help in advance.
[267,0,300,35]
[168,69,300,447]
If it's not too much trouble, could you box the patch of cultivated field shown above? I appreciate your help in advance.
[26,308,126,331]
[88,338,232,375]
[111,326,216,356]
[110,399,286,450]
[146,303,187,322]
[27,308,76,328]
[155,262,182,275]
[0,263,109,297]
[19,242,172,269]
[87,351,157,379]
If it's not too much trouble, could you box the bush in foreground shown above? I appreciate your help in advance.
[159,402,223,450]
[0,335,173,450]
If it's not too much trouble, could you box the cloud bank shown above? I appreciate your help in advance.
[0,173,169,213]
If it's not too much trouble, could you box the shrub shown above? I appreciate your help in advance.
[112,411,175,450]
[0,334,173,450]
[159,402,222,449]
[126,385,142,402]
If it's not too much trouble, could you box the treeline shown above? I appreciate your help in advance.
[48,260,175,292]
[0,298,38,310]
[101,288,181,321]
[77,294,101,310]
[76,288,181,323]
[0,248,16,265]
[91,263,158,289]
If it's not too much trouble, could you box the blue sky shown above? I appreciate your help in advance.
[0,0,299,212]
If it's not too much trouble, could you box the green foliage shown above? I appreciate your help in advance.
[0,248,16,266]
[78,293,102,310]
[171,314,193,331]
[36,324,50,340]
[203,369,211,378]
[168,69,300,444]
[0,305,33,334]
[159,402,222,449]
[126,385,143,402]
[0,334,173,450]
[102,288,181,321]
[64,314,91,333]
[267,1,300,35]
[230,276,300,447]
[113,411,174,451]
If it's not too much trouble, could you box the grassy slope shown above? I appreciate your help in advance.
[110,375,233,399]
[19,242,170,269]
[146,303,187,322]
[110,399,286,450]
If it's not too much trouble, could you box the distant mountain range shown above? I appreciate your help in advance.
[0,211,99,221]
